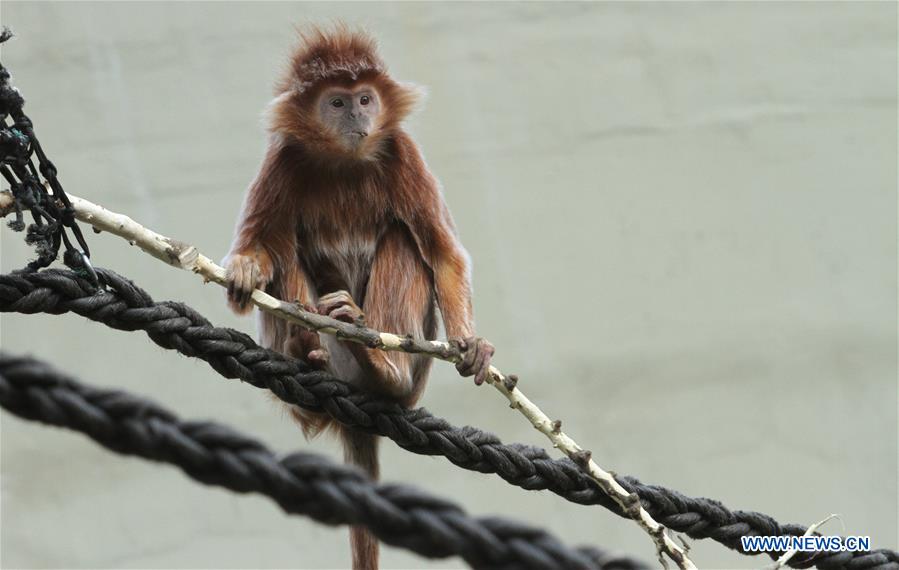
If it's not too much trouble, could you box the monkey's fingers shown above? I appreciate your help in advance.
[226,267,249,311]
[239,263,260,308]
[225,262,241,303]
[454,337,495,385]
[226,277,237,303]
[473,341,495,386]
[455,337,480,377]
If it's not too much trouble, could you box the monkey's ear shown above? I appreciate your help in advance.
[388,81,427,122]
[263,89,323,144]
[263,90,298,129]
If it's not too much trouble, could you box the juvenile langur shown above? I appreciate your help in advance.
[224,26,494,570]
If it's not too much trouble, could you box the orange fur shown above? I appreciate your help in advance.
[267,25,422,165]
[224,25,478,570]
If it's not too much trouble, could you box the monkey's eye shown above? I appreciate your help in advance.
[360,95,371,106]
[330,98,344,108]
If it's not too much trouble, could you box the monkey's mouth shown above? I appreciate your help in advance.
[342,131,369,149]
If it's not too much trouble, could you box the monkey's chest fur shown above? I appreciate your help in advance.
[292,175,432,390]
[295,177,395,305]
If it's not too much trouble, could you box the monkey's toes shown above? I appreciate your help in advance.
[306,348,330,369]
[329,304,364,324]
[317,290,360,316]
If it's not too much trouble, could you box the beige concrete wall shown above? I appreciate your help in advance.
[1,2,895,569]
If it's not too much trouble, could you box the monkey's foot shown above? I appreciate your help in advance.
[285,326,327,369]
[317,290,366,326]
[306,348,330,369]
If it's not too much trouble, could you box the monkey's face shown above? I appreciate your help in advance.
[317,85,383,157]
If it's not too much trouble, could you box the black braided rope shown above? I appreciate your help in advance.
[0,352,644,570]
[1,268,896,570]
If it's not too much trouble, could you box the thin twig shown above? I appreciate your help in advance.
[768,514,841,570]
[0,189,696,569]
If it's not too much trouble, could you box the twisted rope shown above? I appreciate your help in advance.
[1,268,896,570]
[0,352,643,570]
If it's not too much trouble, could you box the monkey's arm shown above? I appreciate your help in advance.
[225,141,301,314]
[406,179,495,385]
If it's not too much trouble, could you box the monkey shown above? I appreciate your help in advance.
[223,26,494,570]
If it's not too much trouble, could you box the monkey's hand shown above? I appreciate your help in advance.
[316,290,366,326]
[224,252,273,315]
[454,337,495,386]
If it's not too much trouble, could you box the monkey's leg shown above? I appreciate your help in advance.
[264,263,322,362]
[265,265,333,438]
[317,225,436,401]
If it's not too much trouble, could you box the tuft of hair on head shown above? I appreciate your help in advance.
[280,22,385,95]
[267,22,423,151]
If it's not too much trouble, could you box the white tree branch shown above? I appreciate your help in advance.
[769,514,841,570]
[0,189,696,569]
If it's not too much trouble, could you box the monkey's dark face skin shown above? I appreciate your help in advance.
[317,85,382,153]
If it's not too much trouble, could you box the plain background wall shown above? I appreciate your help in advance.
[0,2,896,569]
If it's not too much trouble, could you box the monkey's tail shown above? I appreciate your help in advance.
[342,427,380,570]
